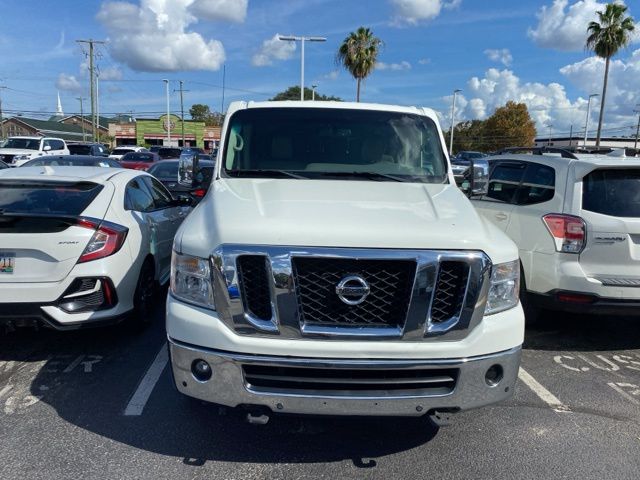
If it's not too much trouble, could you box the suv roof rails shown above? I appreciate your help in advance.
[497,146,579,160]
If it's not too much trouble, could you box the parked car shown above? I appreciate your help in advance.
[0,166,192,329]
[20,155,121,168]
[166,101,523,423]
[0,136,70,166]
[157,147,183,160]
[147,158,215,205]
[67,142,109,157]
[108,146,147,161]
[149,146,161,153]
[471,147,640,322]
[119,151,160,170]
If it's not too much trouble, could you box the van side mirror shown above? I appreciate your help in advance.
[461,158,489,197]
[178,151,200,188]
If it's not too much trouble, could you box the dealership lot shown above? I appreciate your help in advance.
[0,303,638,480]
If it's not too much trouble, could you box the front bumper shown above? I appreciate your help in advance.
[169,338,521,417]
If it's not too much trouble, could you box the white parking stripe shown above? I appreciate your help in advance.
[124,345,168,416]
[518,367,570,413]
[607,382,640,406]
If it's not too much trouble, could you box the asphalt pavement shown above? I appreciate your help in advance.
[0,300,639,480]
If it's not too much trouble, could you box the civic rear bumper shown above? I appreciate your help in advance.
[169,338,522,417]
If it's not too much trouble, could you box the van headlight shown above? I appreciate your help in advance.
[170,251,215,309]
[14,154,32,160]
[485,260,520,315]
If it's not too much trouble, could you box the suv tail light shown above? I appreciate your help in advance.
[542,214,586,253]
[77,218,128,263]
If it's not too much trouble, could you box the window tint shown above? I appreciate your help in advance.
[485,161,526,204]
[148,162,179,178]
[125,178,154,212]
[68,144,91,155]
[583,169,640,217]
[51,140,65,150]
[142,176,174,208]
[515,163,555,205]
[0,180,103,215]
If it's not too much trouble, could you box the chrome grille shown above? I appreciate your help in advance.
[243,364,458,397]
[236,255,272,321]
[292,258,416,328]
[430,262,469,323]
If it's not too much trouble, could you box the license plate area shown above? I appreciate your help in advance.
[0,252,15,274]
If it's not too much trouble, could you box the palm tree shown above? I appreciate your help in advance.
[336,27,383,102]
[586,3,635,147]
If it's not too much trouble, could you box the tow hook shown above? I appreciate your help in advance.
[245,411,270,425]
[428,409,456,427]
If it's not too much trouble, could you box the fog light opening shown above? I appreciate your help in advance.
[485,364,503,387]
[191,359,212,382]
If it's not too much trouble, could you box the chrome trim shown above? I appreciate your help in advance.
[169,338,522,416]
[210,245,491,341]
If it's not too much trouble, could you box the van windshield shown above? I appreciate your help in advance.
[4,138,40,150]
[583,168,640,217]
[223,107,448,183]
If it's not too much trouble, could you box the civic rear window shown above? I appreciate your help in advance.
[0,181,104,215]
[583,169,640,217]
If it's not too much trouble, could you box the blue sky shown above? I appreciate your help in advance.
[1,0,639,137]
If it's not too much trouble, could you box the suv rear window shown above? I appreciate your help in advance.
[68,145,91,155]
[583,169,640,217]
[0,181,104,215]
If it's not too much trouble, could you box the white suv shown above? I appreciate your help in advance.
[0,136,70,166]
[472,147,640,321]
[0,166,191,329]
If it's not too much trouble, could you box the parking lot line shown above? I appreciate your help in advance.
[607,382,640,406]
[123,344,168,416]
[518,367,570,413]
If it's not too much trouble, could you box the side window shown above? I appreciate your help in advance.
[125,178,154,212]
[515,163,555,205]
[485,161,526,204]
[42,139,51,151]
[52,140,65,151]
[142,176,174,209]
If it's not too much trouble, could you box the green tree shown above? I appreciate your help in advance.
[336,27,382,102]
[586,3,635,146]
[482,101,536,151]
[443,120,489,153]
[188,104,223,126]
[270,86,342,101]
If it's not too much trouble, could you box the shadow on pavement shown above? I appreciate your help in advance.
[524,309,640,352]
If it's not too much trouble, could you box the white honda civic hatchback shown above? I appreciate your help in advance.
[0,166,191,329]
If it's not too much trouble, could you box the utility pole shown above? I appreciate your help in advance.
[449,89,461,156]
[546,124,553,146]
[96,73,100,142]
[568,124,573,148]
[0,86,7,140]
[221,64,226,114]
[76,97,86,141]
[174,81,189,147]
[163,79,170,146]
[633,106,640,153]
[76,38,106,142]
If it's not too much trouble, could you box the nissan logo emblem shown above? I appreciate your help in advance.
[335,275,370,305]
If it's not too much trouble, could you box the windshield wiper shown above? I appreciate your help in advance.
[315,171,407,182]
[226,169,308,179]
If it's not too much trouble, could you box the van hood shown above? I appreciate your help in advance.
[0,148,39,156]
[177,178,518,264]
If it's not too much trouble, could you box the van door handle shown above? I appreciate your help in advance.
[494,213,508,221]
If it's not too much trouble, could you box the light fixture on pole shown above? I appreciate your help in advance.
[311,84,317,101]
[546,123,553,146]
[163,79,170,146]
[449,89,461,156]
[584,94,599,148]
[278,35,327,101]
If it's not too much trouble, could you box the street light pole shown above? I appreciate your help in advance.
[311,84,317,101]
[163,79,170,146]
[547,124,553,146]
[634,105,640,153]
[584,94,599,148]
[449,89,461,156]
[278,35,327,101]
[76,97,86,141]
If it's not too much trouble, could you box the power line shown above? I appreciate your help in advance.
[76,38,106,141]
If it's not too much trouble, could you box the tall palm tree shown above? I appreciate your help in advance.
[586,3,635,147]
[336,27,383,102]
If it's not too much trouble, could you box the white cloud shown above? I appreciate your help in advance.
[324,70,340,80]
[189,0,248,22]
[56,73,83,93]
[418,58,431,65]
[390,0,461,26]
[251,34,296,67]
[484,48,512,66]
[376,60,412,71]
[96,0,229,72]
[528,0,639,52]
[444,50,640,136]
[98,66,123,81]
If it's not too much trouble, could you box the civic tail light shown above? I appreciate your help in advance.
[192,188,206,198]
[77,218,128,263]
[542,214,586,253]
